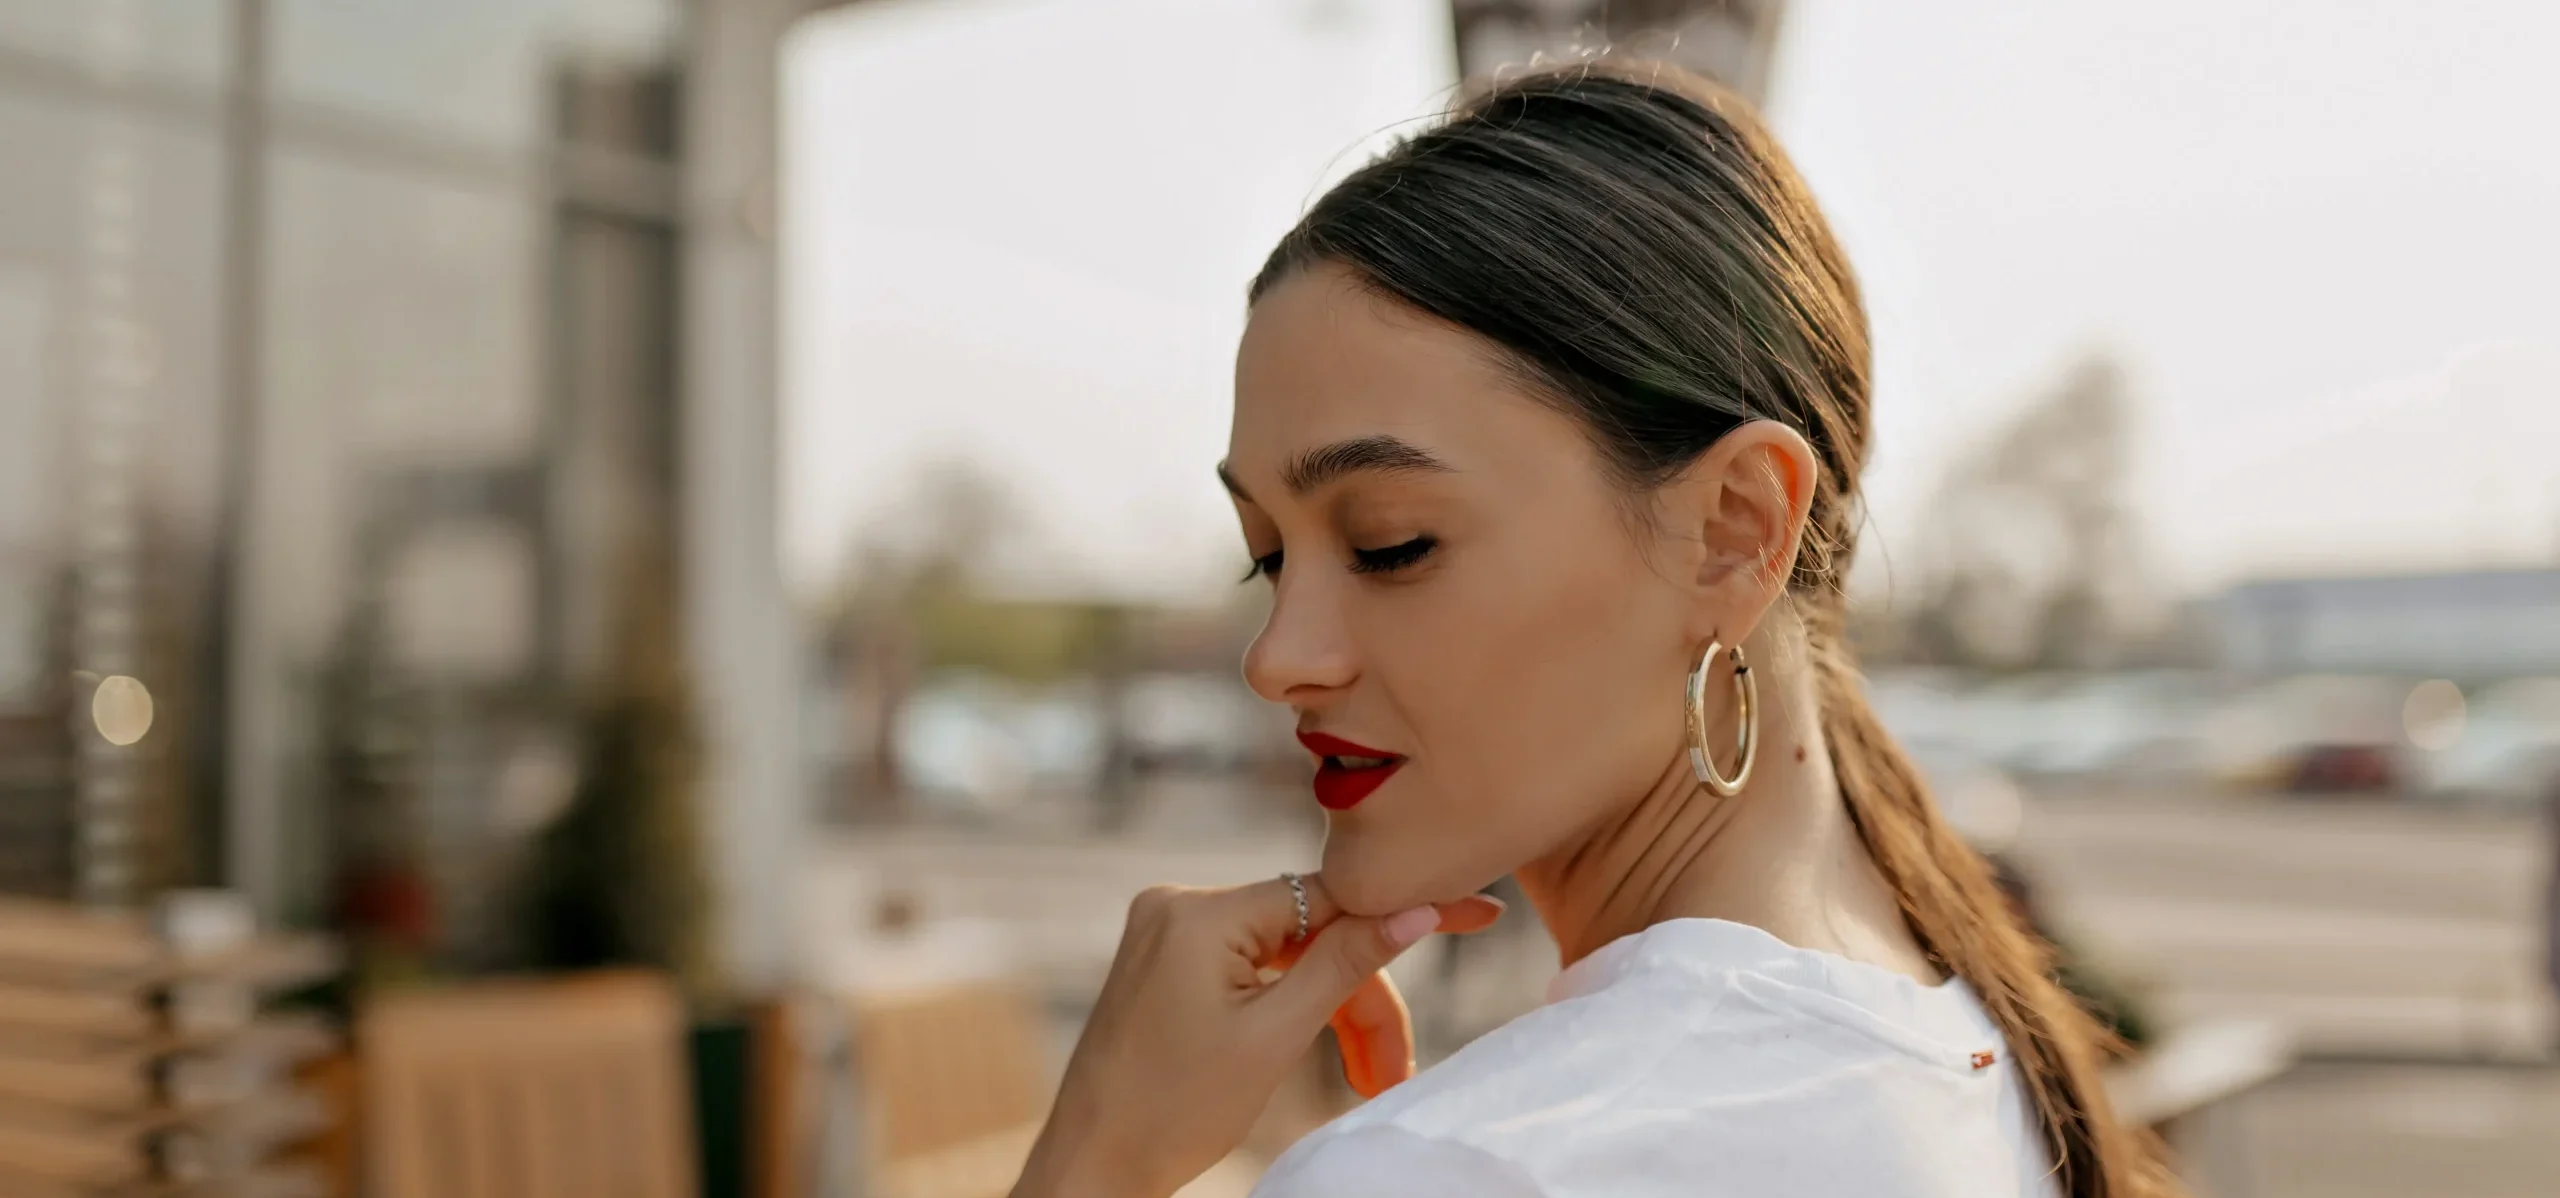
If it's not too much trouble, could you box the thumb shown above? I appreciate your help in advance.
[1261,904,1441,1029]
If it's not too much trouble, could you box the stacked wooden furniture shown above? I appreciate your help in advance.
[0,895,342,1197]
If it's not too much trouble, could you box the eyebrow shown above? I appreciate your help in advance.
[1217,435,1455,501]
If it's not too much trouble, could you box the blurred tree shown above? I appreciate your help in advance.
[1904,354,2158,671]
[822,460,1017,809]
[820,459,1144,824]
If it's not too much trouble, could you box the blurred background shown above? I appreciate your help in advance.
[2,2,2556,1196]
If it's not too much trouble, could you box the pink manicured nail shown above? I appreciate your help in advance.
[1385,905,1440,946]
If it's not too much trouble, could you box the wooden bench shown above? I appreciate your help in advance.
[359,970,697,1198]
[2106,1017,2295,1128]
[2106,1017,2295,1198]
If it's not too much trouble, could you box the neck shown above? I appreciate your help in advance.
[1512,652,1937,985]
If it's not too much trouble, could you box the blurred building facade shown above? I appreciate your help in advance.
[2211,568,2560,682]
[1451,0,1787,101]
[0,0,819,988]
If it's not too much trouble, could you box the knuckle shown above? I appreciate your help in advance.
[1126,884,1187,927]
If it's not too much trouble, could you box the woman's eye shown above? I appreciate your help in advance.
[1240,549,1284,583]
[1351,535,1438,575]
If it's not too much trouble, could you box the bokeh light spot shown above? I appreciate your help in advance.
[91,675,153,746]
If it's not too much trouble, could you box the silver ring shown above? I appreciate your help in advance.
[1281,871,1310,943]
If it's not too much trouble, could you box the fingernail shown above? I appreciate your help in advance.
[1384,905,1440,947]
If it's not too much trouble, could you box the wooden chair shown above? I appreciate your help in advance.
[750,994,847,1198]
[287,1048,362,1198]
[839,976,1269,1198]
[361,970,696,1198]
[846,978,1052,1198]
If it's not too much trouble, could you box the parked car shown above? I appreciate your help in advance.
[2204,674,2407,792]
[895,672,1105,815]
[1121,671,1281,774]
[2282,743,2400,793]
[2414,677,2560,807]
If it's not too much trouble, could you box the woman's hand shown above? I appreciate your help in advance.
[1011,873,1505,1198]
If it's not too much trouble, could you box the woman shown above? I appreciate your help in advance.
[1009,63,2178,1198]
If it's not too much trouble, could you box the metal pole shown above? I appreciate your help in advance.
[202,0,268,894]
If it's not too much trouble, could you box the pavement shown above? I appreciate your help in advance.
[2232,1061,2560,1198]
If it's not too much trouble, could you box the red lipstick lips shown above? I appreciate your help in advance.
[1297,730,1405,811]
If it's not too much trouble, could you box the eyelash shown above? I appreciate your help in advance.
[1353,535,1439,574]
[1240,535,1440,583]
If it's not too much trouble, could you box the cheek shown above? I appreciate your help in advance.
[1443,557,1684,823]
[1331,530,1683,900]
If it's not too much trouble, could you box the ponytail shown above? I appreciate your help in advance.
[1808,625,2182,1198]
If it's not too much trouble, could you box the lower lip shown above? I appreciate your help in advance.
[1312,758,1402,810]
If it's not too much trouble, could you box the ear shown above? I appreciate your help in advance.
[1659,420,1819,641]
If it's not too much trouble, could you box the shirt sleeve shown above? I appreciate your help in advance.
[1248,1125,1547,1198]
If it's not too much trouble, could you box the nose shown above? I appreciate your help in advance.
[1240,574,1358,705]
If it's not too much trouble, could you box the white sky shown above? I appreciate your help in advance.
[782,0,2560,605]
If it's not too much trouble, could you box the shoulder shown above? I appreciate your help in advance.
[1256,964,2030,1198]
[1248,1124,1543,1198]
[1250,974,1715,1198]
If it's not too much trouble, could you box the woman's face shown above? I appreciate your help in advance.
[1226,263,1702,916]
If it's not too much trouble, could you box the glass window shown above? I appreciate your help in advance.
[250,148,545,921]
[0,0,228,91]
[274,0,678,151]
[0,79,225,897]
[260,148,541,661]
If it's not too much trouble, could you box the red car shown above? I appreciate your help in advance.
[2284,743,2399,793]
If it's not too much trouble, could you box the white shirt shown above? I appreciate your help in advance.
[1250,918,2064,1198]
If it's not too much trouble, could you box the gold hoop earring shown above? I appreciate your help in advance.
[1685,640,1759,796]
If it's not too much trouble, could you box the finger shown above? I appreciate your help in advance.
[1330,970,1414,1098]
[1257,904,1441,1031]
[1220,872,1346,968]
[1435,894,1507,934]
[1263,893,1505,972]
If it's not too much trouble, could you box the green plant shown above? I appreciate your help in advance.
[524,539,720,1003]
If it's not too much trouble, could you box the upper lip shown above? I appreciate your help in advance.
[1296,730,1403,763]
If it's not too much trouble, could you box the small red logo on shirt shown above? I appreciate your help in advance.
[1970,1050,1997,1070]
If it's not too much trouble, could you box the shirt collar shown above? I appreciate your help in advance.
[1542,918,2003,1058]
[1544,917,1800,1005]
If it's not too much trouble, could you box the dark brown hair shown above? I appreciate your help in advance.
[1252,62,2180,1198]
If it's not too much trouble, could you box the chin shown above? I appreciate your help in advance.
[1319,830,1471,917]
